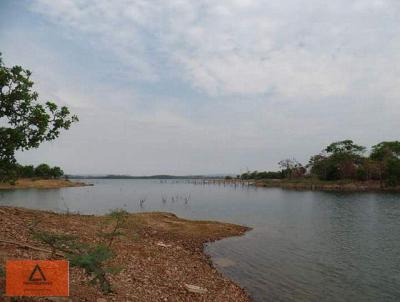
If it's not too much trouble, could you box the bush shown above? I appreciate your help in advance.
[356,166,368,181]
[31,229,117,293]
[31,230,77,257]
[385,159,400,187]
[100,209,129,248]
[67,244,115,293]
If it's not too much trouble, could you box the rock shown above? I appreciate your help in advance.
[184,283,208,294]
[157,242,171,248]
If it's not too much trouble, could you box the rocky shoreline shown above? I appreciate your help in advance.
[0,206,251,301]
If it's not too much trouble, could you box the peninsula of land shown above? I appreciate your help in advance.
[0,206,251,301]
[0,178,88,190]
[255,179,400,192]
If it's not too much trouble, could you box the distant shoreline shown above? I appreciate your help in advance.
[8,177,399,193]
[68,174,226,180]
[256,179,400,192]
[0,178,89,190]
[216,178,400,192]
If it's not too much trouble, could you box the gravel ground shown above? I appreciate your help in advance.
[0,206,251,302]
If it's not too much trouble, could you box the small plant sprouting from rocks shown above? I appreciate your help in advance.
[67,244,116,293]
[30,217,126,294]
[31,231,77,258]
[101,209,129,248]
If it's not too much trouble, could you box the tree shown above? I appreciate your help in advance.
[370,141,400,187]
[325,140,366,156]
[357,159,381,181]
[50,166,64,178]
[308,154,340,180]
[386,158,400,187]
[18,164,35,178]
[278,158,304,179]
[0,53,78,180]
[323,140,366,180]
[370,141,400,161]
[35,164,52,178]
[240,172,250,180]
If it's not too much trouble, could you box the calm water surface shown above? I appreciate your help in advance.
[1,179,400,301]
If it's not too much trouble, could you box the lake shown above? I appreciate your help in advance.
[1,179,400,301]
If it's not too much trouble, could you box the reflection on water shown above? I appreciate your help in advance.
[213,257,236,267]
[0,189,65,212]
[1,179,400,301]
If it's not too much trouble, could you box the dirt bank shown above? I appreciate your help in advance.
[0,179,88,190]
[0,206,251,301]
[255,179,400,192]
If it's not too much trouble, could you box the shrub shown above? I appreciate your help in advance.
[31,231,77,258]
[67,244,115,293]
[385,159,400,187]
[31,229,118,293]
[101,209,129,248]
[356,166,368,181]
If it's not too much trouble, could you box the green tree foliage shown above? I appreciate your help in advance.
[308,154,339,180]
[309,140,366,180]
[18,164,35,178]
[370,141,400,186]
[307,140,400,186]
[278,158,305,178]
[370,141,400,161]
[50,166,64,178]
[34,163,52,178]
[325,140,366,156]
[246,139,400,187]
[2,163,64,179]
[67,245,115,293]
[240,170,284,180]
[0,53,78,180]
[386,159,400,186]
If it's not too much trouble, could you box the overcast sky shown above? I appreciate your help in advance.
[1,0,399,175]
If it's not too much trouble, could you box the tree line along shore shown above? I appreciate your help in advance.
[227,140,400,192]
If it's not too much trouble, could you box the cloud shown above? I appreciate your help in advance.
[30,0,400,99]
[1,0,399,174]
